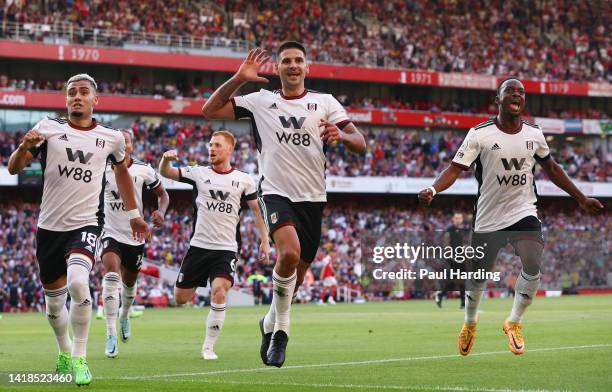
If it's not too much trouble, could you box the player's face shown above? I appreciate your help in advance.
[66,80,98,119]
[452,213,463,226]
[276,48,309,89]
[497,79,525,116]
[208,136,232,165]
[123,132,133,155]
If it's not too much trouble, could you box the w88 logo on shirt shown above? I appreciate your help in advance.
[496,158,528,186]
[276,116,311,146]
[206,190,234,214]
[57,148,93,183]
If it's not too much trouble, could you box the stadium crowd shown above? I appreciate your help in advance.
[1,0,610,82]
[1,74,609,120]
[1,200,609,311]
[1,120,610,182]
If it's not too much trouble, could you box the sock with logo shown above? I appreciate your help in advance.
[508,270,540,323]
[67,253,93,358]
[203,303,226,351]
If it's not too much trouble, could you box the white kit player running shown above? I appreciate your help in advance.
[202,41,366,367]
[159,131,270,360]
[100,129,169,358]
[7,74,149,386]
[419,78,603,357]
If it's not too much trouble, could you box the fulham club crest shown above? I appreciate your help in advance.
[270,212,278,224]
[526,141,534,150]
[95,138,106,149]
[307,103,317,111]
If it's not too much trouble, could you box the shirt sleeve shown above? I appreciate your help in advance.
[326,95,351,129]
[451,128,480,170]
[243,176,258,201]
[108,132,126,164]
[144,165,162,189]
[178,165,198,185]
[231,91,260,119]
[534,126,551,161]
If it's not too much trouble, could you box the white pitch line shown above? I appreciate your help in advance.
[101,343,612,382]
[146,378,568,392]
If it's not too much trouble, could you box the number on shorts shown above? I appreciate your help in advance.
[80,232,97,247]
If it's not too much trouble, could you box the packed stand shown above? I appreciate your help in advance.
[2,0,610,81]
[128,120,612,182]
[1,74,610,121]
[1,120,610,182]
[229,0,611,81]
[0,0,225,45]
[0,74,209,100]
[1,199,609,311]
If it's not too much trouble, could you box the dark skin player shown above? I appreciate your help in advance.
[418,78,603,214]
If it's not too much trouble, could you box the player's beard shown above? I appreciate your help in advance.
[70,110,84,118]
[281,71,304,89]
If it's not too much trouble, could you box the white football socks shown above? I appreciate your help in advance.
[508,270,540,323]
[67,253,93,358]
[465,280,486,324]
[272,270,296,334]
[102,272,120,336]
[44,286,71,353]
[120,282,137,319]
[203,303,226,351]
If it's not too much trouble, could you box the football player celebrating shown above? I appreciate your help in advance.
[159,131,270,360]
[419,78,602,356]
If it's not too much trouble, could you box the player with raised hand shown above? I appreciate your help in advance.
[100,128,169,358]
[202,42,366,367]
[159,131,270,360]
[8,73,149,386]
[418,77,603,357]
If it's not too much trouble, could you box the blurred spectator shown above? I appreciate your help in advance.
[1,120,610,182]
[2,0,610,81]
[1,200,609,311]
[1,74,609,120]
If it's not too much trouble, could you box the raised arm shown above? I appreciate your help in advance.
[201,48,271,120]
[8,130,43,175]
[159,150,180,181]
[539,158,603,213]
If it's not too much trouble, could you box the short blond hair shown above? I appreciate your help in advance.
[212,130,236,149]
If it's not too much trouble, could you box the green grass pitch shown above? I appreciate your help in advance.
[1,295,611,391]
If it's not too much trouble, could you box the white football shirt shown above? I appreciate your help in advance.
[102,158,161,246]
[178,166,257,252]
[232,89,350,202]
[452,119,550,232]
[30,117,125,231]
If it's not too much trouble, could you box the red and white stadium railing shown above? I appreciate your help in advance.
[0,21,251,53]
[1,23,611,97]
[0,90,609,134]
